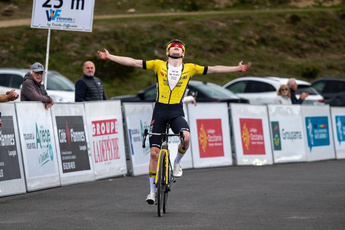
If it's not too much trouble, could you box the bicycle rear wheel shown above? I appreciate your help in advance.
[157,150,166,217]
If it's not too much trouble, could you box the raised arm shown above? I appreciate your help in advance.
[97,49,143,68]
[207,61,250,74]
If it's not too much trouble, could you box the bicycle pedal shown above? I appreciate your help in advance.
[173,180,176,183]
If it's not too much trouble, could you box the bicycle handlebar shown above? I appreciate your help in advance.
[142,129,185,150]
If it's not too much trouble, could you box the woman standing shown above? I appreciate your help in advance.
[274,85,292,105]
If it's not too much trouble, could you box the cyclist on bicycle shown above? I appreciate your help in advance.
[97,39,250,204]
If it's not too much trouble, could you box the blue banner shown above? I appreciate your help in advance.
[305,116,330,151]
[335,116,345,146]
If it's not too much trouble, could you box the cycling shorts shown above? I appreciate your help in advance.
[149,102,190,148]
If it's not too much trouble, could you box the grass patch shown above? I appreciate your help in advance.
[0,4,344,98]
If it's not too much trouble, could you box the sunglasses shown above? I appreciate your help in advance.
[35,72,44,75]
[169,42,184,50]
[281,88,289,91]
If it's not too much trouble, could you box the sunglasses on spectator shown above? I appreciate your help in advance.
[35,72,44,75]
[281,88,289,91]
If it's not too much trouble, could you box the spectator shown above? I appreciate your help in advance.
[0,89,19,103]
[0,89,19,126]
[287,78,308,104]
[75,61,106,102]
[20,62,54,110]
[182,89,197,106]
[274,85,292,105]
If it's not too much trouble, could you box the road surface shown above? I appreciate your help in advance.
[0,159,344,230]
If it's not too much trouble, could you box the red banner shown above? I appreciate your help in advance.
[92,119,118,137]
[196,119,224,158]
[240,118,265,155]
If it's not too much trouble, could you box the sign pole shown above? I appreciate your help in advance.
[44,28,51,90]
[31,0,95,90]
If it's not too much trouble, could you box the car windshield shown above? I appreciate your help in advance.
[46,71,75,91]
[296,85,318,95]
[194,83,238,99]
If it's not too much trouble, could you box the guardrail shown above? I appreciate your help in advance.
[1,101,344,197]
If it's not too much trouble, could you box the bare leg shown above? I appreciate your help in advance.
[175,130,190,163]
[146,146,160,204]
[148,146,160,193]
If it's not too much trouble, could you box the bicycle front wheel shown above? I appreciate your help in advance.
[157,150,166,217]
[163,155,171,213]
[163,190,168,213]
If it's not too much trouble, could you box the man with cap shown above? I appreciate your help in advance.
[75,61,106,102]
[20,62,54,110]
[97,39,250,205]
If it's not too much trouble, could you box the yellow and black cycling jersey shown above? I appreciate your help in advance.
[143,60,208,104]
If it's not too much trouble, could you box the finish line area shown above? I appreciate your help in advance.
[0,159,344,230]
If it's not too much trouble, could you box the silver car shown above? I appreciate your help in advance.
[0,68,75,102]
[223,76,324,105]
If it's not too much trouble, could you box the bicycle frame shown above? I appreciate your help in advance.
[142,124,185,216]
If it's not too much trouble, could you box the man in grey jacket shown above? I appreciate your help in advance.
[20,62,54,110]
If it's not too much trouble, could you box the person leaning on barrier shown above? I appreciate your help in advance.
[75,61,106,102]
[20,62,54,110]
[97,39,250,205]
[288,78,308,105]
[182,89,197,106]
[274,85,292,105]
[0,89,19,127]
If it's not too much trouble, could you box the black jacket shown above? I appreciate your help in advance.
[290,88,303,105]
[75,75,106,102]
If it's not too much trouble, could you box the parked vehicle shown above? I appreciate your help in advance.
[0,68,75,102]
[311,77,345,106]
[223,76,324,105]
[111,80,249,104]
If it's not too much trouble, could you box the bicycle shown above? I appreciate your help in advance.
[142,124,185,217]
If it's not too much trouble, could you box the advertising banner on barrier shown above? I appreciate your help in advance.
[123,103,153,176]
[188,103,232,168]
[330,107,345,159]
[231,104,273,165]
[301,105,335,161]
[0,104,26,197]
[51,104,94,185]
[268,105,307,163]
[84,101,127,179]
[15,102,60,191]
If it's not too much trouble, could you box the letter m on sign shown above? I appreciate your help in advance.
[71,0,85,10]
